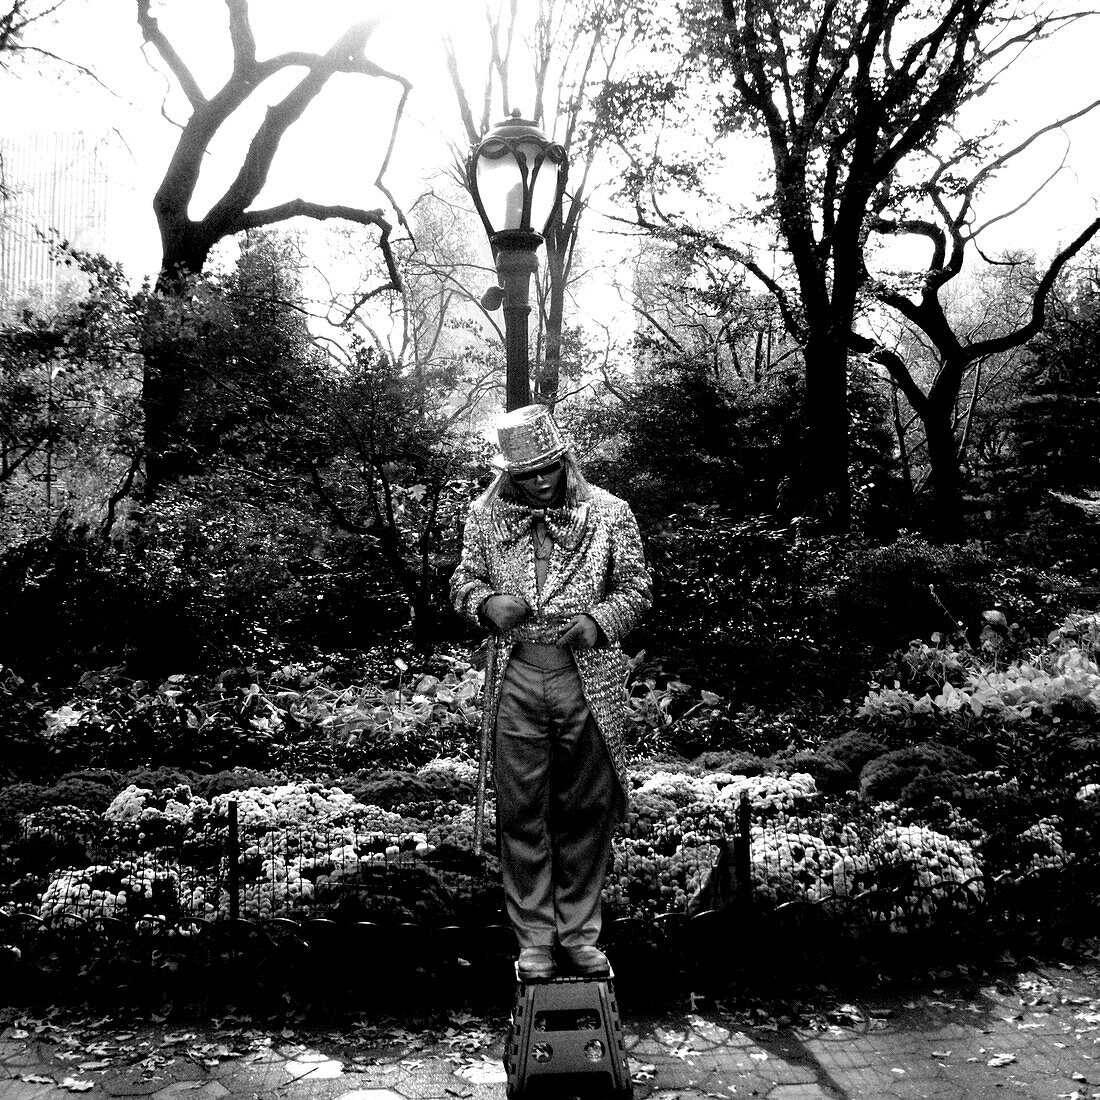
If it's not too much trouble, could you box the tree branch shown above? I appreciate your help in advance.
[967,215,1100,361]
[233,199,402,295]
[136,0,207,108]
[202,16,388,234]
[224,0,256,71]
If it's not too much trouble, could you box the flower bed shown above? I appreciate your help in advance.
[5,759,1088,937]
[6,612,1100,943]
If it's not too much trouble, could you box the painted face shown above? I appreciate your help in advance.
[513,458,566,507]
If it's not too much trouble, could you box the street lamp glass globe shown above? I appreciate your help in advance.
[469,114,567,240]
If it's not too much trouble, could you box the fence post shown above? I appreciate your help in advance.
[228,799,240,926]
[734,792,752,906]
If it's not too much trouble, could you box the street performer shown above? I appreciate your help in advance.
[451,403,652,981]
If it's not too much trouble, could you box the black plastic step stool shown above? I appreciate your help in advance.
[506,963,633,1099]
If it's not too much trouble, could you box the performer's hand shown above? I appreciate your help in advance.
[557,614,600,649]
[483,593,531,630]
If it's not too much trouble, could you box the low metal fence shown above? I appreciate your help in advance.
[2,792,1098,954]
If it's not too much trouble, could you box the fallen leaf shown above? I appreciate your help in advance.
[77,1061,111,1071]
[931,1050,952,1058]
[20,1074,54,1084]
[455,1061,507,1085]
[60,1077,94,1091]
[162,1032,197,1045]
[987,1053,1017,1067]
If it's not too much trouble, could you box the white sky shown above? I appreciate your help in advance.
[2,0,1099,316]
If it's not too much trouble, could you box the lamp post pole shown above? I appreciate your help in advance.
[467,110,568,412]
[496,236,540,411]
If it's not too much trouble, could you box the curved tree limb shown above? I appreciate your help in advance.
[137,0,207,108]
[234,198,401,297]
[966,215,1100,362]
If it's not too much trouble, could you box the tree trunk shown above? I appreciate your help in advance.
[537,232,566,404]
[143,231,216,497]
[410,588,440,652]
[923,401,965,543]
[801,330,850,529]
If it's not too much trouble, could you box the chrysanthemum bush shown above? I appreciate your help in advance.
[34,774,446,924]
[612,768,988,918]
[10,769,1088,930]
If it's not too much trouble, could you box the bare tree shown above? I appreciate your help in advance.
[605,0,1096,530]
[136,0,411,490]
[863,100,1100,539]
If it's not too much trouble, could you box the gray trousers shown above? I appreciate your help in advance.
[494,653,623,949]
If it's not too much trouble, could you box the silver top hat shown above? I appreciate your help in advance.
[492,404,570,473]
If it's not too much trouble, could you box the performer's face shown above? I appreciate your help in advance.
[514,458,565,507]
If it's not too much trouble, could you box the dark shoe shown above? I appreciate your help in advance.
[561,945,610,977]
[518,946,556,981]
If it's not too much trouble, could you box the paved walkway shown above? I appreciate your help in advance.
[4,957,1100,1100]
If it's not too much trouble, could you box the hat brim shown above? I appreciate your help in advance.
[491,441,570,473]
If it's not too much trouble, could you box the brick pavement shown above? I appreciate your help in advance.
[3,958,1100,1100]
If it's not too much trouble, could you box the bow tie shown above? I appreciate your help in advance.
[493,501,589,550]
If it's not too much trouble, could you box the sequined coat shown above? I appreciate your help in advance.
[451,484,652,805]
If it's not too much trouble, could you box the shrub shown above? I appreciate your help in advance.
[39,777,118,814]
[120,766,201,792]
[819,536,996,661]
[769,751,852,794]
[340,768,476,811]
[59,768,124,787]
[0,506,412,691]
[693,750,768,775]
[0,771,124,824]
[0,526,211,683]
[818,730,888,775]
[626,756,702,782]
[0,666,48,781]
[0,783,54,825]
[859,743,979,802]
[636,510,828,702]
[190,768,287,800]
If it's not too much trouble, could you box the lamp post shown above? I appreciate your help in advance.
[468,109,568,411]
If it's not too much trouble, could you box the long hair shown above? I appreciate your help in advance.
[476,450,593,510]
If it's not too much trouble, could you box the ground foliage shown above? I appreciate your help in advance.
[3,614,1100,960]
